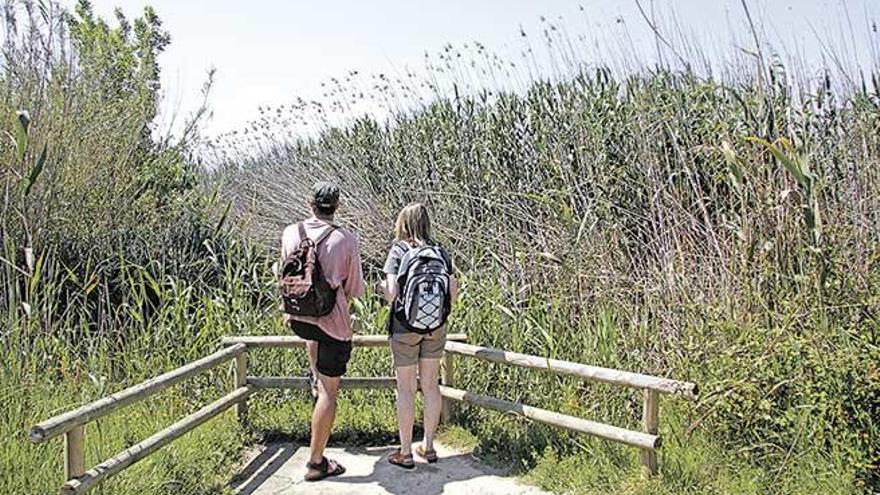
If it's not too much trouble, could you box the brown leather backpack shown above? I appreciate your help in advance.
[280,223,338,316]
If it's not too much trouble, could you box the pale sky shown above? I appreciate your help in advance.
[60,0,880,137]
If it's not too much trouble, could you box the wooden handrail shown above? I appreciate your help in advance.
[248,376,399,389]
[61,386,254,495]
[444,341,698,400]
[221,333,468,348]
[439,386,660,450]
[30,344,247,443]
[33,330,697,492]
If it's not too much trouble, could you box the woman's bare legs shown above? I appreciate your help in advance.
[418,358,442,452]
[394,364,419,456]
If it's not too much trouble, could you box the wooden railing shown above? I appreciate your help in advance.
[29,343,250,494]
[218,334,469,425]
[218,334,697,473]
[30,332,697,494]
[440,341,698,473]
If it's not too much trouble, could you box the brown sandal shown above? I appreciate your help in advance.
[416,445,438,463]
[387,449,415,469]
[304,457,346,481]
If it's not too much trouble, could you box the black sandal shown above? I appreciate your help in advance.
[416,445,438,463]
[304,456,346,481]
[387,449,415,469]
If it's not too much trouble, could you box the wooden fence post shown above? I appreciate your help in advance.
[234,351,248,422]
[64,425,85,481]
[641,389,659,475]
[440,352,455,423]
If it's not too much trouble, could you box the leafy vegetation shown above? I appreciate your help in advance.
[2,1,879,494]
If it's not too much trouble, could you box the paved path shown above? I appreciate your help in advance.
[230,442,548,495]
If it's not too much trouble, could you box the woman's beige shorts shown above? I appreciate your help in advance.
[390,327,446,367]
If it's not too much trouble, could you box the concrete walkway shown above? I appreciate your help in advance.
[230,442,548,495]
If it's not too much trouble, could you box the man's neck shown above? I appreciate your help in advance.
[313,213,335,223]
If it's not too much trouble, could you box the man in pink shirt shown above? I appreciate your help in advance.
[280,182,364,481]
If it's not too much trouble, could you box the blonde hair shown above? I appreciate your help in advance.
[394,203,433,245]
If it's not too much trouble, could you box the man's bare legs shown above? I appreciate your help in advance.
[306,341,318,376]
[394,364,419,456]
[418,358,442,452]
[306,372,341,475]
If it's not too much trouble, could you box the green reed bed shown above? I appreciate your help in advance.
[207,15,880,494]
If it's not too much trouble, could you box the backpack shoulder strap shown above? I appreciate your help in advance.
[290,222,312,252]
[437,245,453,272]
[394,241,416,277]
[313,225,338,246]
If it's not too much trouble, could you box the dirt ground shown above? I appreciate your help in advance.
[230,441,548,495]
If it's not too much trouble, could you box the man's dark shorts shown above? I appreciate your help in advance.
[288,320,352,378]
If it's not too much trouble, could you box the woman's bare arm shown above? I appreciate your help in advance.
[383,273,398,303]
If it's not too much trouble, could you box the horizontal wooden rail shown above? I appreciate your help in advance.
[439,386,660,450]
[30,344,247,443]
[61,386,253,495]
[444,341,697,400]
[249,376,399,389]
[221,333,467,348]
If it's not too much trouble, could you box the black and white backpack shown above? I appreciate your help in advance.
[393,242,452,334]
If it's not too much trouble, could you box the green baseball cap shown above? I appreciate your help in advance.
[312,181,340,209]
